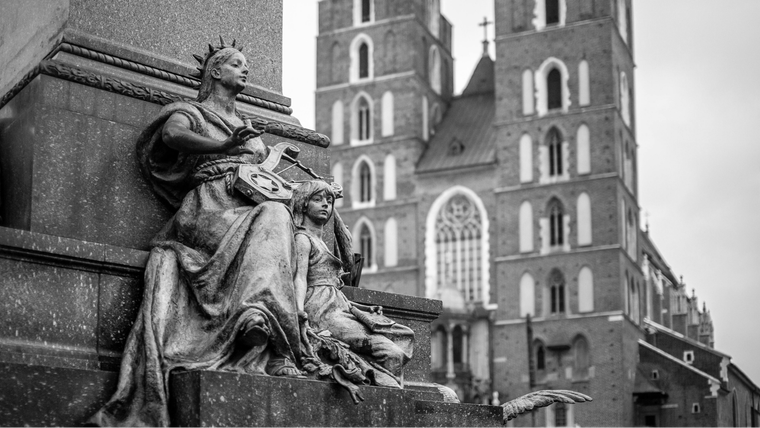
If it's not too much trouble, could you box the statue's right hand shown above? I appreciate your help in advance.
[224,119,263,154]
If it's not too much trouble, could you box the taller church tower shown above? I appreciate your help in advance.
[491,0,642,425]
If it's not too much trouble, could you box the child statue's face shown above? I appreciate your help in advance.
[306,190,334,225]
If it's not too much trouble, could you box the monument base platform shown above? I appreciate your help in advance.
[0,362,502,426]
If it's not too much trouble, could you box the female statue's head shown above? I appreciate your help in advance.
[291,180,339,227]
[193,39,248,102]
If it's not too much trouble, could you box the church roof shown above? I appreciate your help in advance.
[416,55,496,173]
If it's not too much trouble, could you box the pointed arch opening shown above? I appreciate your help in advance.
[352,217,377,271]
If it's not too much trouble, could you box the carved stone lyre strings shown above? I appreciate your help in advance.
[232,141,343,204]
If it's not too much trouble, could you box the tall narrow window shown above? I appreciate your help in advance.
[547,127,563,177]
[576,124,590,174]
[383,154,396,201]
[429,46,441,94]
[519,201,534,253]
[351,156,374,207]
[452,325,463,364]
[555,403,567,426]
[431,326,447,369]
[434,194,484,302]
[519,133,533,183]
[548,199,564,247]
[573,336,590,378]
[547,68,562,110]
[520,272,535,317]
[359,223,373,268]
[535,341,546,370]
[522,69,535,115]
[384,217,398,267]
[577,192,592,246]
[361,0,371,22]
[359,162,371,203]
[358,97,370,141]
[620,71,631,126]
[578,60,590,106]
[546,0,560,25]
[331,42,341,84]
[331,101,344,145]
[549,269,565,314]
[381,91,394,137]
[578,266,594,312]
[359,43,369,79]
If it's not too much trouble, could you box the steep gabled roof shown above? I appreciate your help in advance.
[416,55,496,173]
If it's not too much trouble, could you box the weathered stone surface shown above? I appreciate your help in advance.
[169,370,501,427]
[0,363,117,427]
[0,257,99,353]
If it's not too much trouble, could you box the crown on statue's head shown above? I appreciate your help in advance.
[189,36,244,79]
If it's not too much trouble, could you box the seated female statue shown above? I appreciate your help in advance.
[291,180,414,388]
[90,40,306,427]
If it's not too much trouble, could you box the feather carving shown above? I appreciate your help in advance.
[501,390,592,422]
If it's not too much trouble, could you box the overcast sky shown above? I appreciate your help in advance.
[283,0,760,383]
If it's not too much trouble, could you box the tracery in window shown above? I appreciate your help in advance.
[435,194,484,302]
[549,268,566,315]
[547,127,564,177]
[359,223,373,268]
[548,199,564,247]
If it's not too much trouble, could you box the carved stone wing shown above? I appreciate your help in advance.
[501,390,592,422]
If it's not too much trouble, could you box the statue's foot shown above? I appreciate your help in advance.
[267,357,305,378]
[237,315,270,348]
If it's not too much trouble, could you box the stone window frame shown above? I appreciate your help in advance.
[352,216,378,272]
[349,33,374,83]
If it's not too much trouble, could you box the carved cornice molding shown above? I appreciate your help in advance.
[0,56,331,148]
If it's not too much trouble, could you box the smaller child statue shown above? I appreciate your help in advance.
[291,180,414,389]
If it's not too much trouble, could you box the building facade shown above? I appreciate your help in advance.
[315,0,759,425]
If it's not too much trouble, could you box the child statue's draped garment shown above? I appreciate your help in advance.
[90,101,303,426]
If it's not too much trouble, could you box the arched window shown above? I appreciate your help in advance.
[359,43,369,79]
[545,0,560,25]
[384,217,398,267]
[425,187,490,302]
[533,0,566,30]
[576,124,590,174]
[331,162,343,207]
[548,269,566,315]
[627,208,637,260]
[534,340,546,370]
[353,218,376,269]
[548,199,564,248]
[331,100,344,145]
[577,192,592,246]
[578,60,590,106]
[351,156,375,207]
[519,133,533,183]
[519,201,534,253]
[520,272,535,317]
[383,154,396,201]
[350,34,373,82]
[452,325,463,364]
[427,0,440,37]
[578,266,594,312]
[359,162,371,203]
[429,46,442,94]
[629,276,639,323]
[522,69,535,115]
[535,57,569,116]
[431,326,447,369]
[434,193,484,302]
[547,127,563,177]
[430,104,441,136]
[620,71,631,126]
[573,336,590,379]
[354,0,373,25]
[547,68,562,110]
[351,93,373,145]
[381,91,394,137]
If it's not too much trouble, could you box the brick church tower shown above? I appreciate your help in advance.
[490,0,644,425]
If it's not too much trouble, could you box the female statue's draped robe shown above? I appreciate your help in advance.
[90,101,303,426]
